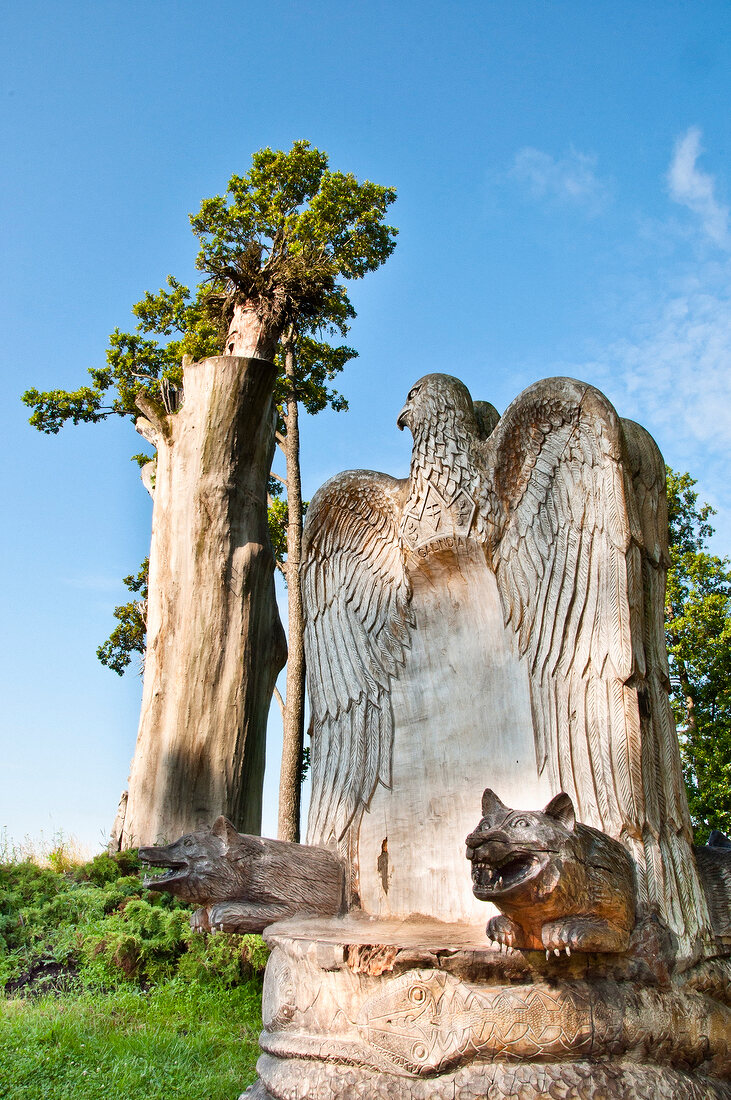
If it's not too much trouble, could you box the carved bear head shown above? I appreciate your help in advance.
[465,788,576,902]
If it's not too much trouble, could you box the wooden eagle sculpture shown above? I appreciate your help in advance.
[301,373,710,957]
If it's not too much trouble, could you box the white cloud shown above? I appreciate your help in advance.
[566,261,731,547]
[510,147,609,213]
[667,127,729,247]
[504,131,731,545]
[611,276,731,447]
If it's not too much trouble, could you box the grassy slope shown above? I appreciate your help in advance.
[0,848,264,1100]
[1,983,261,1100]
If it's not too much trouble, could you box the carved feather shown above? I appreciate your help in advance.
[302,470,412,847]
[301,373,710,957]
[619,418,710,945]
[483,381,646,839]
[481,381,709,954]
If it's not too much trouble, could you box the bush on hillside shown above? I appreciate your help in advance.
[0,849,267,996]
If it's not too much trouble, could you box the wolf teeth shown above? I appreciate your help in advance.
[476,865,504,888]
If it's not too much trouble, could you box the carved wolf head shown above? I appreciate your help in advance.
[465,788,576,903]
[139,816,252,905]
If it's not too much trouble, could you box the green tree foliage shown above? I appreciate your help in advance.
[97,559,149,677]
[22,277,221,434]
[22,141,395,438]
[665,468,731,841]
[22,140,397,678]
[189,141,395,342]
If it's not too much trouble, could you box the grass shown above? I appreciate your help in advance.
[0,981,261,1100]
[0,844,265,1100]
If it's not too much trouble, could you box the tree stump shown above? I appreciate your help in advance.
[120,355,287,848]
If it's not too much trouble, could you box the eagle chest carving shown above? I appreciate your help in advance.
[359,537,542,921]
[301,373,709,951]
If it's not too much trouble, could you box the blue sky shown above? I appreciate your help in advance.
[2,1,730,850]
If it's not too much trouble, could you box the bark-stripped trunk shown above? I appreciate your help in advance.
[675,657,699,776]
[120,352,287,848]
[278,340,306,842]
[226,301,283,362]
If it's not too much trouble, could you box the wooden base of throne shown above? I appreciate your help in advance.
[241,914,731,1100]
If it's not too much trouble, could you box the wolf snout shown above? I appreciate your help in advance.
[465,831,514,864]
[465,834,495,862]
[138,845,182,867]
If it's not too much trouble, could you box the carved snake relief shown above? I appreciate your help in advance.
[356,970,592,1076]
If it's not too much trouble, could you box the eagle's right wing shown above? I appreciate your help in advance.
[302,470,413,847]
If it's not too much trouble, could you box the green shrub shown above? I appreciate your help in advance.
[178,929,269,986]
[0,846,267,1099]
[73,849,140,887]
[0,849,268,994]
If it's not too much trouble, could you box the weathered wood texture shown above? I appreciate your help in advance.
[120,355,287,848]
[248,913,731,1099]
[140,816,344,932]
[224,302,283,363]
[301,374,710,961]
[357,539,546,923]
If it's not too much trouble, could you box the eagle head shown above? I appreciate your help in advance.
[397,374,475,435]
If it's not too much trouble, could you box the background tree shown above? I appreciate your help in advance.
[269,336,355,840]
[97,558,149,677]
[23,141,397,846]
[665,468,731,842]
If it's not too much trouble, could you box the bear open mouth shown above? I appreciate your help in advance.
[141,865,184,888]
[138,851,187,889]
[470,852,541,897]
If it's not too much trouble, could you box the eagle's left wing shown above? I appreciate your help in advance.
[301,469,413,849]
[479,377,708,953]
[480,378,639,839]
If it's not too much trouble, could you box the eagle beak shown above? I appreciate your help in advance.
[397,403,409,431]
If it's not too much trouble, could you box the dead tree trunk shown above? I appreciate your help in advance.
[120,354,287,848]
[277,340,306,842]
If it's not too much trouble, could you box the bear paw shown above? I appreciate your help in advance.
[486,914,522,952]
